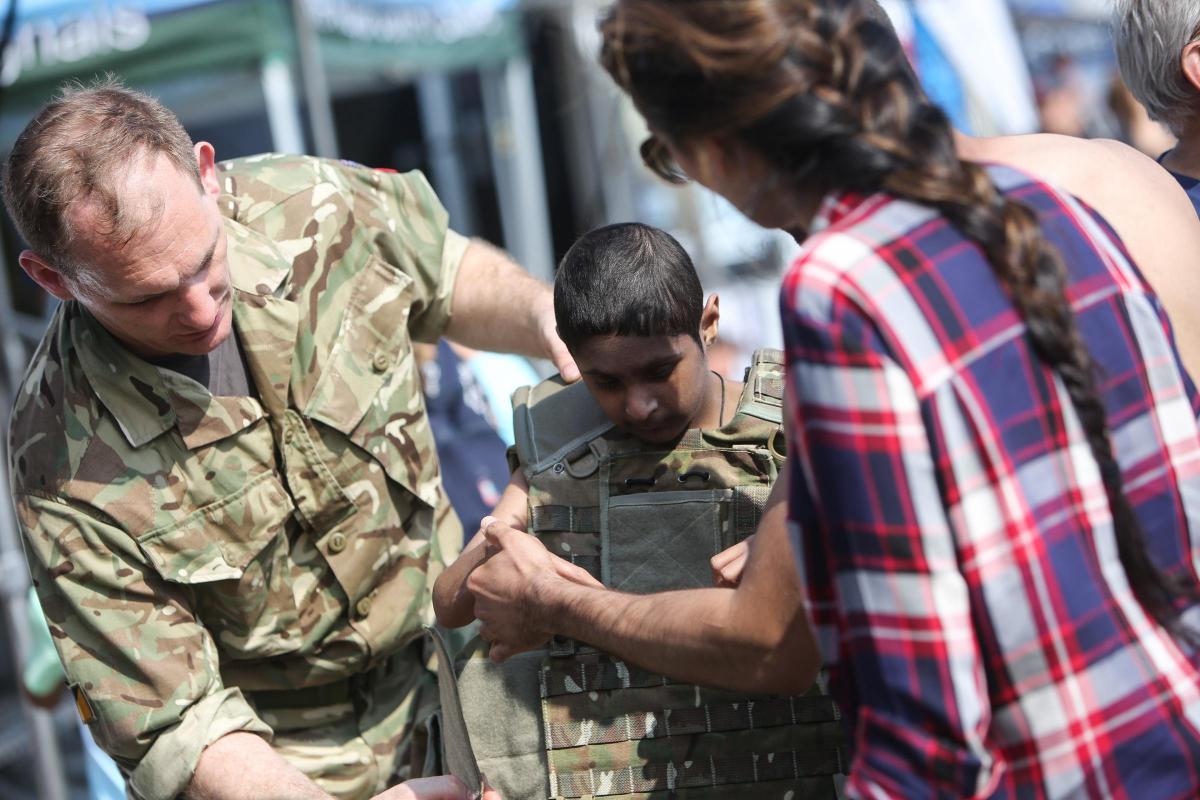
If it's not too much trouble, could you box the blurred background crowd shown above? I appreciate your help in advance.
[0,0,1177,797]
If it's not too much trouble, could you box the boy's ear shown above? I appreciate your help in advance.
[700,294,720,347]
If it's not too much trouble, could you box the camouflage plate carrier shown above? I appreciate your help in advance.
[445,350,844,800]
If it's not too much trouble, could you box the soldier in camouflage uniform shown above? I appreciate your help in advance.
[4,81,563,800]
[434,224,842,799]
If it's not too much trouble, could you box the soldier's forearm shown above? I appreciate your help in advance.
[528,473,819,695]
[187,732,333,800]
[534,579,805,694]
[445,239,554,358]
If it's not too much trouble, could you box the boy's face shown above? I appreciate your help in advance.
[574,333,710,444]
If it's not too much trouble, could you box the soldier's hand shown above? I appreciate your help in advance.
[534,297,580,382]
[468,522,600,661]
[711,536,755,588]
[372,776,502,799]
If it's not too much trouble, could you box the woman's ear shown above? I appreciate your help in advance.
[700,294,721,347]
[1183,41,1200,96]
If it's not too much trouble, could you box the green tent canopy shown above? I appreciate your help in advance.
[0,0,525,144]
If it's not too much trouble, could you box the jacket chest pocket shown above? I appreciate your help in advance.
[304,253,440,510]
[137,472,301,659]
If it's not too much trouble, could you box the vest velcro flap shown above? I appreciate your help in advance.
[604,489,731,593]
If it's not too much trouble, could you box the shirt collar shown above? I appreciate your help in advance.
[72,217,291,450]
[808,189,868,236]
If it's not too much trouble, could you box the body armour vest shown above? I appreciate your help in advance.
[444,350,844,799]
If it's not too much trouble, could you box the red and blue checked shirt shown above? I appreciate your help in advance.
[782,164,1200,800]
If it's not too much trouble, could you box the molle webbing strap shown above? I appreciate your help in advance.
[738,348,786,425]
[758,374,784,402]
[543,688,840,749]
[733,484,772,542]
[541,654,843,799]
[530,505,601,533]
[549,738,840,800]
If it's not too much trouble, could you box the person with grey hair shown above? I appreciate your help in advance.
[1113,0,1200,215]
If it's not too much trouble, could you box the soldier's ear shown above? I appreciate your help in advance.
[700,294,720,348]
[18,250,76,302]
[194,141,220,199]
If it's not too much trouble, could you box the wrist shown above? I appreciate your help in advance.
[526,570,570,632]
[530,282,554,323]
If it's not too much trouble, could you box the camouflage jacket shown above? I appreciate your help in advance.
[8,154,468,799]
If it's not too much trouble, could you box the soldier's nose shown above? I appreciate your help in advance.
[176,284,219,332]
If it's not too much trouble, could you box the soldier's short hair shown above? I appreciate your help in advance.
[1113,0,1200,136]
[554,222,703,352]
[1,77,200,287]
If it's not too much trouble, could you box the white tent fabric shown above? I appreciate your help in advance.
[879,0,1040,135]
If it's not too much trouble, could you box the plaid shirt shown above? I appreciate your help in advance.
[783,164,1200,799]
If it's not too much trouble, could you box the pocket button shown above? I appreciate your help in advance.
[328,532,348,554]
[371,353,390,373]
[355,596,373,618]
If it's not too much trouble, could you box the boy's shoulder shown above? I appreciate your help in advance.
[510,376,615,476]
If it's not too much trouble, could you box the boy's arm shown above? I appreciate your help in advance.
[433,471,531,628]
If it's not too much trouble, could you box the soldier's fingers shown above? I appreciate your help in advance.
[551,343,580,383]
[483,520,511,544]
[489,642,513,663]
[553,558,603,588]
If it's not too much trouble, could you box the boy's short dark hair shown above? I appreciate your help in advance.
[554,222,703,351]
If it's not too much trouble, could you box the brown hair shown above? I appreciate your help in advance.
[1,77,199,284]
[602,0,1196,641]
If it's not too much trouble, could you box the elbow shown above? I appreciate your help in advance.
[749,642,821,696]
[741,612,823,695]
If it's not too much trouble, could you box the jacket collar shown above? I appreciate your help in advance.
[73,218,295,449]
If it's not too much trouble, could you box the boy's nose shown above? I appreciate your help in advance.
[625,389,657,422]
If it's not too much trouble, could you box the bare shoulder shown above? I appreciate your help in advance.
[967,134,1196,240]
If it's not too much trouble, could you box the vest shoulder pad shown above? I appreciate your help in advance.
[511,376,614,476]
[738,348,785,424]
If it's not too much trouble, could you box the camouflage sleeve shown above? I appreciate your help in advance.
[14,492,272,800]
[333,163,470,343]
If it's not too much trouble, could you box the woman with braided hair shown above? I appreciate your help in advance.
[606,0,1200,794]
[467,0,1200,797]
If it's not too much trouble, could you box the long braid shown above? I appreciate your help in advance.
[602,0,1196,640]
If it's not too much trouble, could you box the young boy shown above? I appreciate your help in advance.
[432,222,841,800]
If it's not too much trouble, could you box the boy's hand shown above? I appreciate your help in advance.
[710,536,756,588]
[468,522,602,661]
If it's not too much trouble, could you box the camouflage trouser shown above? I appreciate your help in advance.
[244,641,440,800]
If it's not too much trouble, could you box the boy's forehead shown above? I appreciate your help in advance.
[575,333,694,373]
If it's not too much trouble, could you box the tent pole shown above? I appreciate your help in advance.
[416,72,477,235]
[261,53,307,155]
[289,0,339,157]
[480,55,555,281]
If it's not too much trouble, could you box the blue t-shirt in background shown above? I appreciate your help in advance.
[1159,151,1200,217]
